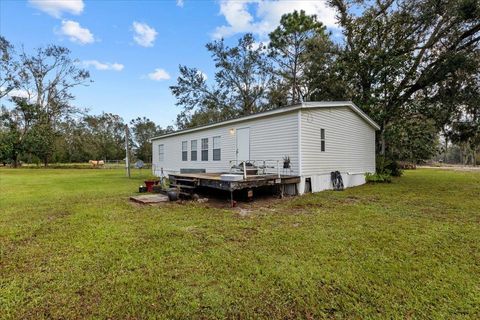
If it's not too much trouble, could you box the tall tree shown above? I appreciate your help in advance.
[0,108,15,165]
[129,117,173,162]
[2,42,91,166]
[330,0,480,157]
[386,113,440,163]
[207,33,273,115]
[269,10,334,103]
[0,98,41,167]
[19,45,90,128]
[445,72,480,165]
[171,65,228,129]
[53,117,90,163]
[171,34,274,128]
[83,113,127,161]
[0,36,20,99]
[25,121,57,166]
[20,45,90,166]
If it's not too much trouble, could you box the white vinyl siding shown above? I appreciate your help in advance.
[152,111,299,174]
[301,107,375,175]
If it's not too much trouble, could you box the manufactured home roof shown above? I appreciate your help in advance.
[151,101,380,140]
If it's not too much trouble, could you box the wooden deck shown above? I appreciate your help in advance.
[168,172,300,206]
[169,172,300,192]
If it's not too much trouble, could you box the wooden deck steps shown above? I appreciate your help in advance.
[170,184,196,189]
[170,175,199,195]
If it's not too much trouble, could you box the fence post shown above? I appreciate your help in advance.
[125,125,131,178]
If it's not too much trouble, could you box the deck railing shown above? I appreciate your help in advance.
[229,160,293,179]
[153,159,293,180]
[152,165,177,179]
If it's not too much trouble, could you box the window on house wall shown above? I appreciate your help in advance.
[159,144,164,161]
[213,136,221,161]
[320,128,325,152]
[182,141,188,161]
[191,140,197,161]
[201,138,208,161]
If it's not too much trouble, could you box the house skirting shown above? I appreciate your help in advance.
[297,172,366,195]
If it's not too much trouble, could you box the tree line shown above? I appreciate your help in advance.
[0,36,172,166]
[170,0,479,166]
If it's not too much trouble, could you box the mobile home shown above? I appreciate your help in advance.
[151,101,379,194]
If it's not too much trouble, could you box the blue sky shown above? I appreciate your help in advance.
[0,0,338,127]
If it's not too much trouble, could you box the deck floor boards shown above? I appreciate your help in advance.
[169,172,300,192]
[170,172,297,182]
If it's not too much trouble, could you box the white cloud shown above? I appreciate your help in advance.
[197,70,207,80]
[108,63,124,71]
[1,87,36,102]
[7,88,31,99]
[250,40,269,51]
[148,68,171,81]
[132,22,158,47]
[212,0,337,39]
[83,60,124,71]
[58,20,95,44]
[29,0,84,18]
[176,0,184,7]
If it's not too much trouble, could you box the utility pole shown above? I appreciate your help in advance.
[125,124,131,178]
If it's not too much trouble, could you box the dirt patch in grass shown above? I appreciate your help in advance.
[47,210,72,221]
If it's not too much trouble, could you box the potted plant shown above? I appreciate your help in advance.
[144,175,160,192]
[283,156,291,169]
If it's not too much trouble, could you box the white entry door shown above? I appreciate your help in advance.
[236,127,250,162]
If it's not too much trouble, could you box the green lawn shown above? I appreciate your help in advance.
[0,168,479,319]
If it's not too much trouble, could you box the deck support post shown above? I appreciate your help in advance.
[243,162,247,180]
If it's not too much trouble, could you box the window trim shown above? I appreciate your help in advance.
[212,136,221,161]
[182,141,188,161]
[191,140,197,161]
[158,144,164,162]
[320,128,325,152]
[201,138,208,161]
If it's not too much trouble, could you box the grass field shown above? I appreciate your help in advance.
[1,168,479,319]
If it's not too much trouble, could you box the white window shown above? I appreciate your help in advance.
[182,141,188,161]
[320,128,325,152]
[201,138,208,161]
[191,140,197,161]
[213,136,221,161]
[158,144,164,161]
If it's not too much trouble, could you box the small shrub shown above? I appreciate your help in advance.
[376,156,403,177]
[365,172,392,183]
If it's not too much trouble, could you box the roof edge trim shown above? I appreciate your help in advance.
[151,101,380,140]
